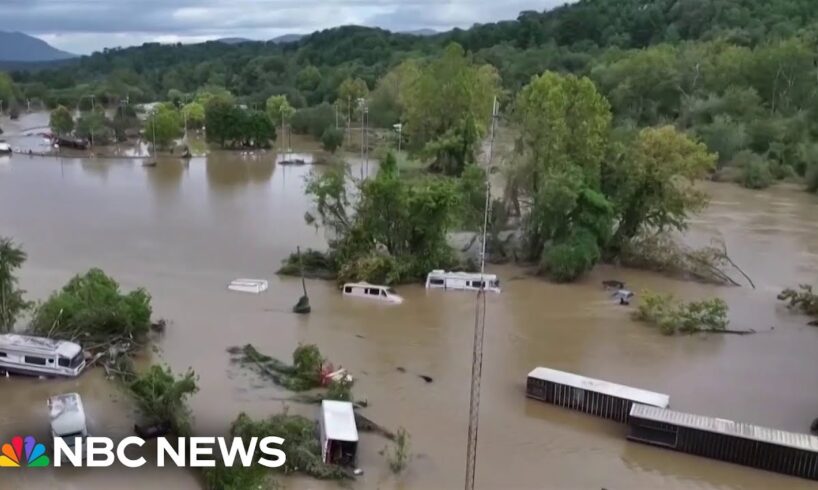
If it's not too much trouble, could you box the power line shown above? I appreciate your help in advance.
[464,96,498,490]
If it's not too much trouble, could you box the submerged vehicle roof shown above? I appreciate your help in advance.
[0,334,82,358]
[321,400,358,442]
[49,393,86,436]
[427,270,498,279]
[343,282,393,289]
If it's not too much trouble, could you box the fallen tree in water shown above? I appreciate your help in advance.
[229,344,327,392]
[633,290,754,335]
[620,234,755,288]
[28,268,156,369]
[127,364,199,437]
[278,248,337,280]
[231,411,352,480]
[778,285,818,325]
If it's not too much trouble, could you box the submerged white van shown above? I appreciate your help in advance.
[0,334,85,377]
[342,282,403,304]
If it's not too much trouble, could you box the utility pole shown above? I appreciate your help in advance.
[363,100,369,179]
[463,96,498,490]
[358,98,365,180]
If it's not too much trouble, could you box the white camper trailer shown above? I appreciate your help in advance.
[319,400,358,466]
[0,334,85,377]
[425,270,501,293]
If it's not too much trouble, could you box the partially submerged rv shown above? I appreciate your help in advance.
[319,400,358,466]
[425,270,501,293]
[0,334,85,377]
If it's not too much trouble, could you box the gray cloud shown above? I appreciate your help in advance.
[2,0,573,54]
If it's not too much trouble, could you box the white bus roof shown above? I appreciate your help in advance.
[0,334,81,358]
[321,400,358,442]
[49,393,86,436]
[528,367,670,408]
[427,270,498,280]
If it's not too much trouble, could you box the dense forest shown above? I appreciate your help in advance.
[2,0,818,286]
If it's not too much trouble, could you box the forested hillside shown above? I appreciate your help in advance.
[3,0,818,192]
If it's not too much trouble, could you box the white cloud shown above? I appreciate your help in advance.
[8,0,575,54]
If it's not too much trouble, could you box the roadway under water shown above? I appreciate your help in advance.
[1,113,817,489]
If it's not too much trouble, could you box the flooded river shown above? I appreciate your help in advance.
[1,113,818,489]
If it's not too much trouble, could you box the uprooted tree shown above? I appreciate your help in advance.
[127,364,199,436]
[778,285,818,325]
[29,268,153,364]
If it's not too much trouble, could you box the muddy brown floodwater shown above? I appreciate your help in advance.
[1,113,818,489]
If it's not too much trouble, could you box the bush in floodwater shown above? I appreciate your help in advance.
[633,290,729,335]
[735,151,773,189]
[806,163,818,194]
[336,253,404,286]
[539,228,601,282]
[277,249,337,280]
[293,344,323,380]
[30,268,152,345]
[778,285,818,321]
[128,364,198,436]
[231,412,351,480]
[237,344,324,392]
[325,377,354,402]
[386,427,411,474]
[203,462,273,490]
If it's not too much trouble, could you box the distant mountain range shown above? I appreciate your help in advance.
[0,31,75,62]
[1,27,438,64]
[216,34,304,45]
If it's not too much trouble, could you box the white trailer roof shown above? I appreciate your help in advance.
[49,393,86,436]
[0,334,81,358]
[528,367,670,408]
[321,400,358,442]
[630,404,818,452]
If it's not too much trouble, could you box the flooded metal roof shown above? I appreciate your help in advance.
[0,334,81,357]
[528,367,670,408]
[321,400,358,442]
[630,404,818,453]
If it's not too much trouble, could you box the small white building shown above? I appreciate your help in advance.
[49,393,88,451]
[0,334,85,377]
[342,282,403,304]
[425,270,501,293]
[319,400,358,466]
[228,278,269,294]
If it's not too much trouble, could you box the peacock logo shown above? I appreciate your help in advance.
[0,436,50,467]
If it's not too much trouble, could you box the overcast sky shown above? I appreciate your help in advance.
[3,0,572,54]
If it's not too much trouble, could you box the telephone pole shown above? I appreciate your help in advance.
[464,96,499,490]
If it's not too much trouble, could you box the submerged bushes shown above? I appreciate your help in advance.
[778,285,818,324]
[633,291,729,335]
[127,365,199,435]
[30,268,152,347]
[231,412,351,480]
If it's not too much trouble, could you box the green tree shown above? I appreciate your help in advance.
[321,127,343,153]
[128,365,198,435]
[403,44,500,175]
[0,238,32,332]
[606,126,716,250]
[296,65,322,92]
[181,101,205,129]
[75,110,112,145]
[204,95,236,147]
[511,71,613,268]
[49,105,74,137]
[337,77,369,119]
[265,94,295,127]
[145,104,182,150]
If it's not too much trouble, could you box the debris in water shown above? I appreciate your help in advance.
[419,375,434,383]
[602,280,625,290]
[611,289,634,305]
[396,366,406,373]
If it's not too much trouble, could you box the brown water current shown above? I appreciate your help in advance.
[1,113,818,489]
